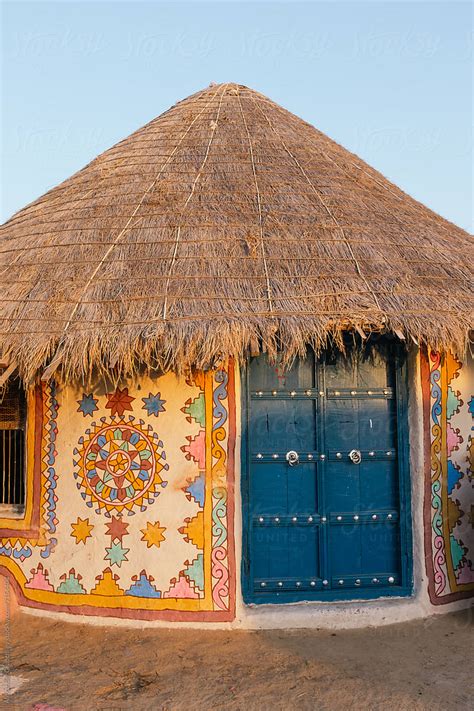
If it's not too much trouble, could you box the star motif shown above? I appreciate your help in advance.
[77,393,99,417]
[141,520,166,548]
[105,387,135,417]
[70,517,94,545]
[105,515,129,543]
[108,451,129,473]
[142,392,166,418]
[104,541,129,567]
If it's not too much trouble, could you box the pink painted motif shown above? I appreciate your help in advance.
[181,430,206,469]
[25,564,54,592]
[433,535,447,596]
[211,546,229,610]
[446,422,462,458]
[163,573,200,599]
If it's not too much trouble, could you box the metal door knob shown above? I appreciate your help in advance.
[348,449,362,464]
[286,450,299,466]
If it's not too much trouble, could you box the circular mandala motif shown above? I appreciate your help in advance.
[73,417,168,515]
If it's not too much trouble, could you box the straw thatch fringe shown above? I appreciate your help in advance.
[0,83,472,384]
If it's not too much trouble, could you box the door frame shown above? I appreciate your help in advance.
[240,345,413,604]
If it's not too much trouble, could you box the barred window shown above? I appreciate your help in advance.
[0,374,26,511]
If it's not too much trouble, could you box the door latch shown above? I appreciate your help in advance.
[348,449,362,464]
[286,450,299,466]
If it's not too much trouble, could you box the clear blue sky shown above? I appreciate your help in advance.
[1,1,472,230]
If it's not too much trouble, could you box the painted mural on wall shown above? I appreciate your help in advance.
[0,367,236,621]
[423,349,474,604]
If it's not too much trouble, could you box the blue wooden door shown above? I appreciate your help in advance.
[243,343,412,603]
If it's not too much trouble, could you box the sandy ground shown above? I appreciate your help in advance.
[0,609,472,710]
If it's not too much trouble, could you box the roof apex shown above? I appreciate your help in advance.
[1,83,472,382]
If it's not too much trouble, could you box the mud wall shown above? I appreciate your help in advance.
[0,367,236,621]
[1,348,472,627]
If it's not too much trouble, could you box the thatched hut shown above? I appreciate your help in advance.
[0,83,472,627]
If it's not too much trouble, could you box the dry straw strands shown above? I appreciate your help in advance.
[0,83,472,383]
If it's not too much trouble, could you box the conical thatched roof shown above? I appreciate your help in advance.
[1,83,472,382]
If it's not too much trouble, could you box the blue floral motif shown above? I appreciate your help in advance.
[77,393,99,417]
[213,370,228,429]
[125,571,162,598]
[185,472,205,508]
[141,392,166,417]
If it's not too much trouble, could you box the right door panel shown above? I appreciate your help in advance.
[323,347,402,590]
